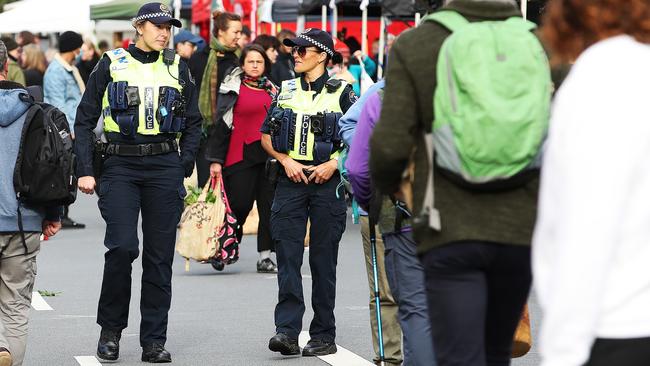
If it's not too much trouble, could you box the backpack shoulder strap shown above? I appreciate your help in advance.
[422,11,470,33]
[13,103,43,191]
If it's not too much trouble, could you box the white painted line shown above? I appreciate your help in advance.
[31,292,53,311]
[74,356,102,366]
[299,331,374,366]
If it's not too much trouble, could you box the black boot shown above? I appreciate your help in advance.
[142,343,172,363]
[97,328,121,361]
[268,333,300,355]
[302,339,337,357]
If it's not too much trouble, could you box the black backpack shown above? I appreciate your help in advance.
[13,93,77,208]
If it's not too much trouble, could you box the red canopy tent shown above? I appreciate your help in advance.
[191,0,416,52]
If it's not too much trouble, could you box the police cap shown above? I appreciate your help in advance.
[133,2,182,28]
[283,28,334,57]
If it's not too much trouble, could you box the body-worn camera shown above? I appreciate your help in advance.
[310,113,324,135]
[157,86,186,133]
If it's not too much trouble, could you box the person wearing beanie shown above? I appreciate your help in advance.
[43,31,86,230]
[0,36,25,86]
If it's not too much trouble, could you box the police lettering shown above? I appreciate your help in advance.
[299,115,309,155]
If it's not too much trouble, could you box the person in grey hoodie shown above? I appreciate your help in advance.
[0,40,63,366]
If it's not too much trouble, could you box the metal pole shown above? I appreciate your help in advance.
[172,0,182,43]
[361,6,368,54]
[377,15,386,80]
[321,4,327,31]
[521,0,527,18]
[251,0,258,38]
[415,12,421,26]
[297,15,306,33]
[369,218,385,366]
[331,4,338,39]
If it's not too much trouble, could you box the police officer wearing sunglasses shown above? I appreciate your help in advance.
[261,28,357,357]
[73,2,201,363]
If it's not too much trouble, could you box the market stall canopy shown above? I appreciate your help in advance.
[90,0,151,20]
[192,0,211,23]
[270,0,324,22]
[342,0,435,16]
[0,0,108,33]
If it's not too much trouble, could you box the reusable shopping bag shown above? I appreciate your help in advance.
[242,202,259,235]
[176,178,225,270]
[213,175,240,266]
[511,304,532,358]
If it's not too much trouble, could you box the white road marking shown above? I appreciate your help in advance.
[31,292,53,311]
[299,331,374,366]
[74,356,102,366]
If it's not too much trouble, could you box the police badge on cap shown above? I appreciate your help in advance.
[133,2,182,28]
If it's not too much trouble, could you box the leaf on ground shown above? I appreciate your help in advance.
[37,290,62,297]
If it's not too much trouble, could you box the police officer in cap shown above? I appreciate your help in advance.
[74,2,201,363]
[261,28,357,357]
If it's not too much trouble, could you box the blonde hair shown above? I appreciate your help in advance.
[22,44,47,73]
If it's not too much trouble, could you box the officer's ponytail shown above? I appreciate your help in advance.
[331,51,344,65]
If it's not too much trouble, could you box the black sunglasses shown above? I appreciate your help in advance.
[291,46,320,58]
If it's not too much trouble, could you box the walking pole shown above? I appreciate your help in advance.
[377,14,386,79]
[369,213,386,365]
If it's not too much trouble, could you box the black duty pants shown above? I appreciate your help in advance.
[97,152,185,346]
[223,163,274,252]
[419,242,531,366]
[272,175,347,342]
[585,337,650,366]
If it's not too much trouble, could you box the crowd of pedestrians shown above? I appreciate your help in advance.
[1,0,650,365]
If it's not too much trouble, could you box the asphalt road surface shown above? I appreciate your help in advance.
[24,193,542,366]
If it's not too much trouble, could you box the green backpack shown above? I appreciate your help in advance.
[416,11,551,232]
[424,10,551,186]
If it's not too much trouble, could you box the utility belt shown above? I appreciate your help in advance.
[98,139,179,157]
[107,81,187,138]
[268,107,342,164]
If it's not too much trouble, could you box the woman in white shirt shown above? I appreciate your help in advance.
[534,1,650,366]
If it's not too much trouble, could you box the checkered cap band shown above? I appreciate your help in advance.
[298,34,334,57]
[132,12,171,22]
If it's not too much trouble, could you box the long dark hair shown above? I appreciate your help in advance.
[253,34,280,52]
[239,44,272,77]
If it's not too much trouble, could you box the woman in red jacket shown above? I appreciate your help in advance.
[205,44,278,273]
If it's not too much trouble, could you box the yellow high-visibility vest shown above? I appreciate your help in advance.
[102,48,182,135]
[276,77,346,161]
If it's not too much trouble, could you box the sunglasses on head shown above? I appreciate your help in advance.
[291,46,320,57]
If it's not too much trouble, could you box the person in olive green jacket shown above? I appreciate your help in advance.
[0,37,25,86]
[369,0,544,365]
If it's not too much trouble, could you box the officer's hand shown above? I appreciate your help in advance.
[308,159,338,184]
[281,157,310,184]
[42,220,62,237]
[210,163,222,179]
[78,176,96,195]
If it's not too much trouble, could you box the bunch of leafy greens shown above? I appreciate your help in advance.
[184,186,218,206]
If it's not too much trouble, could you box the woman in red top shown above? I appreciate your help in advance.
[205,44,278,273]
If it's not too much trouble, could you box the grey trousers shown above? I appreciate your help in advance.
[383,231,436,366]
[0,233,40,366]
